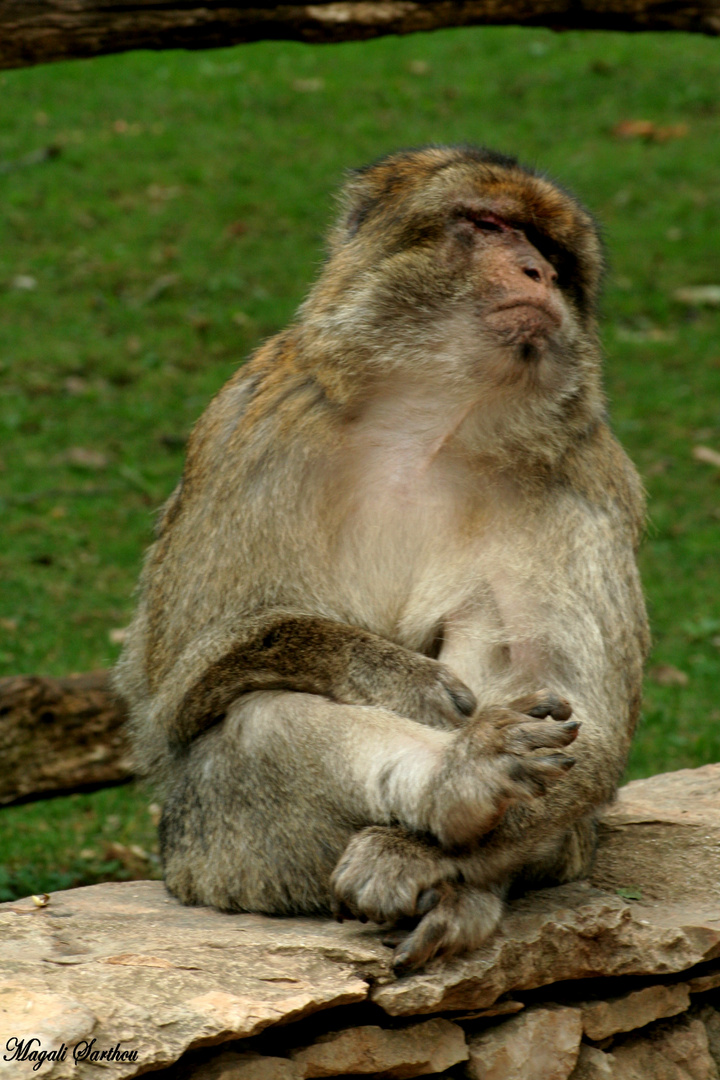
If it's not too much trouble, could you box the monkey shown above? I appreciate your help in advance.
[114,145,649,973]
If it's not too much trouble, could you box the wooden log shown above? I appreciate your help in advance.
[1,0,718,72]
[0,670,132,806]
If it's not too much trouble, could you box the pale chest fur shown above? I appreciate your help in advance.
[324,388,568,700]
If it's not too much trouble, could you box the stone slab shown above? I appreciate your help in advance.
[0,882,381,1079]
[1,765,720,1076]
[592,763,720,905]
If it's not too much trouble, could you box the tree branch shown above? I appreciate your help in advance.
[0,671,132,806]
[1,0,718,72]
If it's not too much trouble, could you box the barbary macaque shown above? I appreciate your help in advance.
[115,146,649,972]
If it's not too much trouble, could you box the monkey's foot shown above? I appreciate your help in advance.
[386,883,503,974]
[331,826,457,926]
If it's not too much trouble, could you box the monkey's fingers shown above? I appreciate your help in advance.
[432,664,477,724]
[392,914,448,975]
[382,927,411,949]
[503,718,580,754]
[508,689,572,722]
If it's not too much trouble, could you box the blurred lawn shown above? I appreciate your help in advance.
[1,27,719,901]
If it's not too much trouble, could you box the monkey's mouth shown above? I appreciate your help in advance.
[485,300,561,349]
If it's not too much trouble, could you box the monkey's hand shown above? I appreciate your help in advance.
[426,691,579,849]
[338,642,477,729]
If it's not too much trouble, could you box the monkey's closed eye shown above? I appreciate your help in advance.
[457,210,511,233]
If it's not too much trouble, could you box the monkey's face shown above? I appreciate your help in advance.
[307,148,603,400]
[442,203,579,380]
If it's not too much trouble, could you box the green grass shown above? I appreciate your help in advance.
[1,27,719,900]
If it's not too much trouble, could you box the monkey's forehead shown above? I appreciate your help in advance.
[338,148,603,288]
[347,155,595,240]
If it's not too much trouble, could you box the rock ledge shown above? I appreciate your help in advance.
[1,765,719,1079]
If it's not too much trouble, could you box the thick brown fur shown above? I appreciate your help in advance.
[115,146,649,972]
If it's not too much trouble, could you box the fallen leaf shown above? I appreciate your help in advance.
[649,664,689,687]
[142,273,178,303]
[11,274,37,290]
[613,120,688,142]
[65,447,109,470]
[292,77,324,92]
[64,376,88,395]
[693,445,720,469]
[645,459,672,476]
[616,887,643,901]
[103,841,152,874]
[146,183,181,202]
[0,618,18,632]
[108,627,128,645]
[408,60,430,75]
[614,119,655,138]
[675,285,720,307]
[188,312,211,332]
[615,326,674,343]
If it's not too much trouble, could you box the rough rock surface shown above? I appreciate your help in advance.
[0,765,719,1079]
[0,883,380,1079]
[180,1052,303,1080]
[466,1005,582,1080]
[290,1018,468,1077]
[579,982,692,1040]
[592,763,720,906]
[569,1043,615,1079]
[609,1015,719,1080]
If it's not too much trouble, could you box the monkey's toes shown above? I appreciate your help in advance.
[509,690,572,722]
[389,884,503,974]
[508,752,576,798]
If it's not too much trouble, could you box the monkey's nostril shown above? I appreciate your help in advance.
[523,268,542,282]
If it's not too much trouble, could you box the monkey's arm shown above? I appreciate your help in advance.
[446,487,648,880]
[141,611,477,746]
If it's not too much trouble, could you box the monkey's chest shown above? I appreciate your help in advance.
[331,448,497,641]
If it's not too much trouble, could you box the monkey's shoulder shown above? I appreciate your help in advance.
[185,329,342,471]
[558,420,645,546]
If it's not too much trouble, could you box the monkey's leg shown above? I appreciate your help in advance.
[509,813,599,892]
[159,691,577,915]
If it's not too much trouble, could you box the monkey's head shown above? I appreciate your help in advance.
[303,146,604,407]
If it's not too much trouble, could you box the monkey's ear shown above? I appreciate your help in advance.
[345,200,373,238]
[335,169,380,241]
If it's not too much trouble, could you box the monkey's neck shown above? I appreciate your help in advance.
[342,370,600,481]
